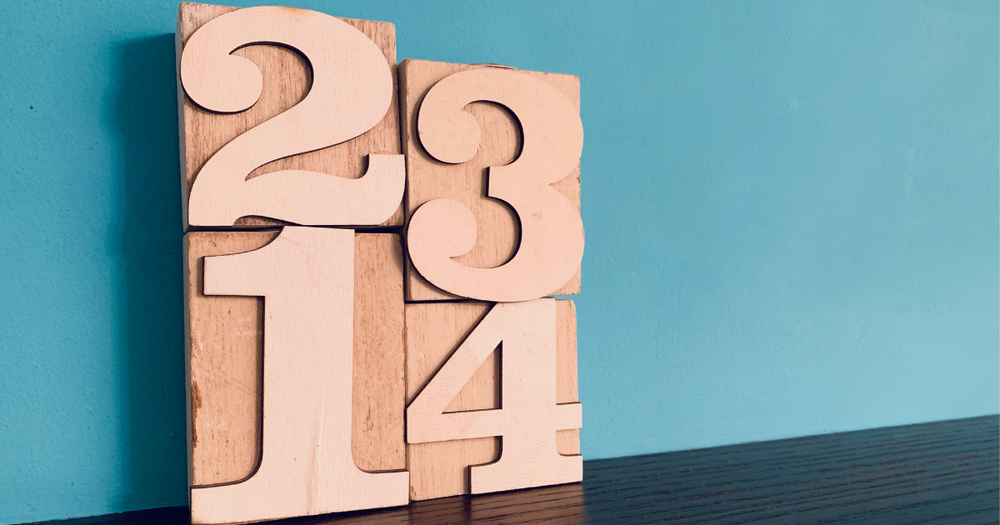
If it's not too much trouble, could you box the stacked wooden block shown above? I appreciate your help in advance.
[177,4,585,523]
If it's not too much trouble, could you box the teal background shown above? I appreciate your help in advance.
[1,0,997,522]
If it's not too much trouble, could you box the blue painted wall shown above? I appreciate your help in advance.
[1,1,996,522]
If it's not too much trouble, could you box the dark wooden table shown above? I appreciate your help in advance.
[37,415,998,525]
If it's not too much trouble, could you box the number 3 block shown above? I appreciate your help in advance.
[399,59,583,302]
[176,3,403,230]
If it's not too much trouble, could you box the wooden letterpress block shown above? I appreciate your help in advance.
[399,59,583,301]
[176,3,403,230]
[184,230,407,522]
[405,300,581,501]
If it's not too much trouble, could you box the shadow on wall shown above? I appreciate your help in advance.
[107,34,188,510]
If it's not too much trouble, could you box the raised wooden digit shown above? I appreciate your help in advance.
[184,231,407,487]
[399,60,583,302]
[176,4,403,230]
[406,299,582,497]
[186,227,407,524]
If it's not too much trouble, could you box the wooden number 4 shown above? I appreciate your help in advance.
[407,299,583,493]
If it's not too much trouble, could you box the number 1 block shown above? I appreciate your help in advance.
[176,3,403,230]
[184,230,408,522]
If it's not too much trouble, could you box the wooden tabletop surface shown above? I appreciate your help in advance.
[34,415,999,525]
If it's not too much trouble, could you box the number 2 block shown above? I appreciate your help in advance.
[405,300,582,500]
[399,59,583,302]
[176,3,403,230]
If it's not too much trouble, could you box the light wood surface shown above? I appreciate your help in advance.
[189,227,407,523]
[176,3,403,230]
[185,230,274,487]
[184,229,407,522]
[404,302,497,502]
[405,300,581,500]
[352,234,406,473]
[399,60,582,301]
[555,300,581,456]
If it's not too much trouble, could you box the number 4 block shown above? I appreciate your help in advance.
[405,300,582,500]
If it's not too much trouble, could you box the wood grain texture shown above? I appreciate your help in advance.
[406,68,584,302]
[184,231,405,488]
[175,3,402,230]
[51,416,999,525]
[403,301,497,502]
[184,230,273,487]
[404,300,581,501]
[398,59,582,301]
[189,227,406,523]
[352,234,406,473]
[555,300,580,456]
[406,299,582,494]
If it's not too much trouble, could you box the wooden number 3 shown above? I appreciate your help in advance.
[407,299,583,493]
[407,68,585,302]
[181,6,404,227]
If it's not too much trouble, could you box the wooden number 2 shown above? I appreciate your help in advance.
[406,68,585,302]
[190,227,407,524]
[181,6,404,227]
[407,299,583,493]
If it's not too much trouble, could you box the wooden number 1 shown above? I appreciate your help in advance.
[190,227,407,524]
[406,299,583,493]
[181,6,404,227]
